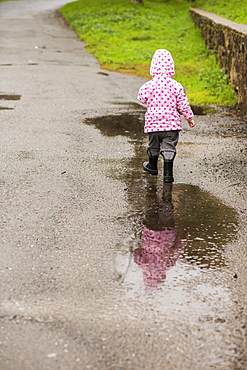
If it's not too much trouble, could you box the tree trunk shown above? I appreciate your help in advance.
[130,0,143,4]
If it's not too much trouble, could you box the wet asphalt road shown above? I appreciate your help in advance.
[0,1,247,369]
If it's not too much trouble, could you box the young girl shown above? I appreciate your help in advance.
[137,49,195,183]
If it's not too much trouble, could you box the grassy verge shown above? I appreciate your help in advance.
[194,0,247,24]
[60,0,246,107]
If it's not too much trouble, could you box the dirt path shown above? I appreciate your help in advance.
[0,1,246,369]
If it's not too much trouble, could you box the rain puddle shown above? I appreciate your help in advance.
[0,94,21,101]
[84,112,239,309]
[191,105,206,115]
[114,182,238,289]
[0,94,21,110]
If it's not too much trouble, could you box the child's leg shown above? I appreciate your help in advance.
[160,131,179,182]
[160,131,179,160]
[143,132,160,175]
[147,132,161,157]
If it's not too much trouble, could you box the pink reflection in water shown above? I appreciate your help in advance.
[134,224,188,290]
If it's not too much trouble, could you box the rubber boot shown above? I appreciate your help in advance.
[163,159,174,183]
[143,156,158,175]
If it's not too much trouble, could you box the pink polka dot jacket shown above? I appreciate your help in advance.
[137,49,194,133]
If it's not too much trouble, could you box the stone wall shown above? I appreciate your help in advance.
[190,8,247,115]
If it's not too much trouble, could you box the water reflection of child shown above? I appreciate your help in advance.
[133,185,188,290]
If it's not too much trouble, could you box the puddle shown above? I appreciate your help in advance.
[191,104,218,115]
[84,113,145,140]
[97,71,109,76]
[113,183,239,322]
[114,183,238,290]
[191,105,206,115]
[0,94,21,101]
[83,113,239,294]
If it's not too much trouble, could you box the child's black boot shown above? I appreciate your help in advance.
[143,155,158,175]
[163,159,174,183]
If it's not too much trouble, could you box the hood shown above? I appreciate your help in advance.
[150,49,175,78]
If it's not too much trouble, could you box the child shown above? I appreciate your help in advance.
[137,49,195,183]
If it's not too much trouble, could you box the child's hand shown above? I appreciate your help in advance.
[188,119,195,127]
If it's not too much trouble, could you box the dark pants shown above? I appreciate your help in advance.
[147,130,179,160]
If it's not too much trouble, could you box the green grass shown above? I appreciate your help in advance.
[60,0,246,107]
[195,0,247,24]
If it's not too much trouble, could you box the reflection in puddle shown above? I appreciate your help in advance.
[83,112,238,293]
[134,184,187,290]
[115,182,238,292]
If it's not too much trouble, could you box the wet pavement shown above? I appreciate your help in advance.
[0,0,247,369]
